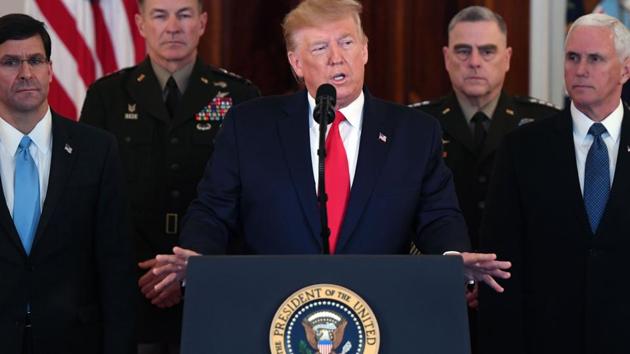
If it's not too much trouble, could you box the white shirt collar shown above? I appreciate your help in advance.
[571,100,623,143]
[307,91,365,129]
[0,107,53,156]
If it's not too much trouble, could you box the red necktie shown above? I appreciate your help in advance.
[325,111,350,253]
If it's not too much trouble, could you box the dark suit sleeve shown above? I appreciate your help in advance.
[79,84,107,127]
[179,108,241,254]
[94,136,136,354]
[414,118,470,254]
[479,137,526,354]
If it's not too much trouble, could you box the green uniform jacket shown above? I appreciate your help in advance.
[80,57,260,342]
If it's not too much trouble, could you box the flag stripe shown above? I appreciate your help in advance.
[49,78,77,119]
[35,0,96,87]
[27,0,144,120]
[91,2,118,74]
[122,0,146,63]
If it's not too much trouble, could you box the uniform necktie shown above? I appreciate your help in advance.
[471,112,489,154]
[325,111,350,254]
[13,136,40,254]
[165,76,180,119]
[584,123,609,233]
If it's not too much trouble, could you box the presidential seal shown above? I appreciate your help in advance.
[270,284,380,354]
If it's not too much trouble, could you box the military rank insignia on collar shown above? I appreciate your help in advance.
[269,284,380,354]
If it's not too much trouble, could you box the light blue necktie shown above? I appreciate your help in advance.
[13,136,40,254]
[583,123,609,233]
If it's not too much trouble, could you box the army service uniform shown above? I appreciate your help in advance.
[80,57,260,345]
[411,92,559,248]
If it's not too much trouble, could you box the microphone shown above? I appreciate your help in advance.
[313,83,336,254]
[314,83,336,125]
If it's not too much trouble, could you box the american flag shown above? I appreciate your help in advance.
[25,0,146,120]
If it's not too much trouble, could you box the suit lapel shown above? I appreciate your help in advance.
[441,94,476,153]
[335,92,391,252]
[276,91,322,247]
[599,105,630,235]
[31,115,77,253]
[171,58,219,130]
[0,177,25,255]
[552,110,593,234]
[126,58,170,124]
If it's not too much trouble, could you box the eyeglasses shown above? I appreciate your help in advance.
[0,55,49,71]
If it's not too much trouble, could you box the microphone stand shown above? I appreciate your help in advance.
[315,96,334,254]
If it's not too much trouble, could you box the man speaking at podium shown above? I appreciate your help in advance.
[146,0,511,304]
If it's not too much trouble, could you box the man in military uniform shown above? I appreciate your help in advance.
[410,6,558,352]
[80,0,259,353]
[412,6,558,250]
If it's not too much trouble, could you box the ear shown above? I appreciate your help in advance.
[47,60,53,84]
[135,13,146,38]
[621,57,630,85]
[199,11,208,37]
[505,46,513,72]
[288,50,303,79]
[361,40,368,65]
[442,46,450,72]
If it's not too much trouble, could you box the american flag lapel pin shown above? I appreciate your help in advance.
[378,132,387,143]
[64,143,72,154]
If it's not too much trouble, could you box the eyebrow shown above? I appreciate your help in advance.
[453,44,497,50]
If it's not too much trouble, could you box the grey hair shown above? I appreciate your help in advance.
[567,13,630,61]
[447,6,507,38]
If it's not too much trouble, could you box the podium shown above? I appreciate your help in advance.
[181,255,470,354]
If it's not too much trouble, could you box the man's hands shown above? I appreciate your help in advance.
[460,252,511,293]
[138,247,200,308]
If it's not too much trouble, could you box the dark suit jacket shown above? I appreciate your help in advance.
[0,113,135,354]
[180,89,470,255]
[413,92,559,248]
[80,57,259,341]
[479,107,630,354]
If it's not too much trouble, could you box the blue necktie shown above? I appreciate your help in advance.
[13,136,40,254]
[584,123,609,233]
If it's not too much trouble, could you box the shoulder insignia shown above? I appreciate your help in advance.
[518,118,535,126]
[408,100,432,108]
[90,66,135,86]
[213,81,228,88]
[213,66,256,87]
[515,96,561,110]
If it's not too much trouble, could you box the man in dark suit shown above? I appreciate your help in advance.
[0,14,135,354]
[80,0,259,352]
[479,13,630,354]
[149,0,511,298]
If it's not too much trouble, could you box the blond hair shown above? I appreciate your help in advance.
[282,0,367,52]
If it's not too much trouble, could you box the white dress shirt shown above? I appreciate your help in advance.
[309,92,364,189]
[571,100,622,194]
[0,108,53,215]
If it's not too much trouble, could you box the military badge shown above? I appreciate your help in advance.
[195,97,233,125]
[270,284,380,354]
[124,103,138,120]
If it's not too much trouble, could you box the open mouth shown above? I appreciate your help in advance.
[332,73,347,82]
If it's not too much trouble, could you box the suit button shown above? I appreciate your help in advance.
[124,136,132,143]
[170,163,180,171]
[478,175,487,183]
[170,190,180,199]
[170,137,179,144]
[477,201,485,209]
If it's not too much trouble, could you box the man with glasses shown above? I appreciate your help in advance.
[0,13,135,354]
